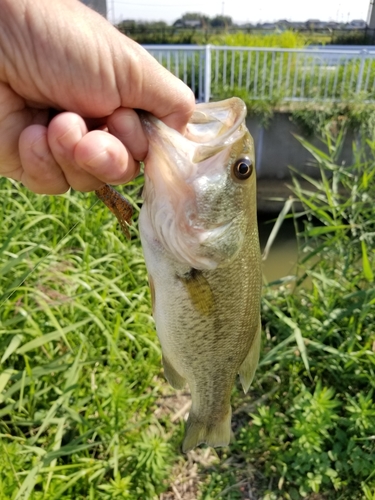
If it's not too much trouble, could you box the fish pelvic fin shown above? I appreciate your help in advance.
[182,408,232,453]
[162,355,186,390]
[239,321,261,394]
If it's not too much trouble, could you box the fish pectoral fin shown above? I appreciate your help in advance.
[238,321,261,394]
[182,408,232,453]
[162,355,186,390]
[178,268,214,315]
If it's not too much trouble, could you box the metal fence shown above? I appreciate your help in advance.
[144,44,375,103]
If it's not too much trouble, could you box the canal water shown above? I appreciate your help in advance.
[258,213,299,284]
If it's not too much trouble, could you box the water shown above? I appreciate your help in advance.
[258,214,299,284]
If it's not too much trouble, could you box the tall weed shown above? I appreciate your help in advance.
[1,123,375,499]
[0,178,176,499]
[209,31,306,48]
[200,124,375,499]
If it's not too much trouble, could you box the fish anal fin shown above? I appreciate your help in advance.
[182,407,232,453]
[178,268,214,315]
[239,322,261,394]
[95,184,133,239]
[162,355,186,390]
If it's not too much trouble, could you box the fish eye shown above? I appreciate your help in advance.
[233,158,253,180]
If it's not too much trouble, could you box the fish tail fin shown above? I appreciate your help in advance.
[239,321,261,393]
[182,407,232,453]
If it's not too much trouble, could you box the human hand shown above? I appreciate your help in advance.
[0,0,195,194]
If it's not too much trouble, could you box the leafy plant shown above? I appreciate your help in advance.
[209,31,306,48]
[0,177,176,499]
[199,121,375,499]
[1,119,375,499]
[291,101,375,137]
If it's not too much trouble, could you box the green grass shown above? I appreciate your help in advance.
[209,31,306,48]
[0,176,181,498]
[117,26,308,47]
[1,125,375,499]
[198,124,375,499]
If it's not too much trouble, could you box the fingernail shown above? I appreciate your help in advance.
[84,150,134,185]
[30,134,49,161]
[84,150,111,169]
[57,124,83,149]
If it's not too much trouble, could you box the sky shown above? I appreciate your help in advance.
[108,0,371,25]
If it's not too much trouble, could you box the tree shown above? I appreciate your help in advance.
[210,15,233,28]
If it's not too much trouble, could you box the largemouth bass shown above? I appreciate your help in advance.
[138,97,262,452]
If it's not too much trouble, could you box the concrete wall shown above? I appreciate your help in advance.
[246,112,357,212]
[247,112,355,180]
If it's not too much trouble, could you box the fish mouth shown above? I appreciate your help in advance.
[185,97,248,162]
[141,97,248,166]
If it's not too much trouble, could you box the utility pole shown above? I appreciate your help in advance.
[368,0,375,29]
[79,0,107,19]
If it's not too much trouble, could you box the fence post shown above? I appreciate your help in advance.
[356,50,367,95]
[204,45,211,103]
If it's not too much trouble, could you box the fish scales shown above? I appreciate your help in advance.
[138,97,262,452]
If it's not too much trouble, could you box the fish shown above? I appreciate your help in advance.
[138,97,262,452]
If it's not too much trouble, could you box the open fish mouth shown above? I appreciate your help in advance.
[141,97,249,166]
[186,97,248,146]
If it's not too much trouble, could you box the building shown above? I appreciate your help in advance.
[306,19,328,30]
[80,0,107,18]
[345,19,367,29]
[173,19,203,29]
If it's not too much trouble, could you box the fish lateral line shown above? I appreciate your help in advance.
[95,184,133,239]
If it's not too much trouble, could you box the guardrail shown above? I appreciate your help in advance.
[144,44,375,103]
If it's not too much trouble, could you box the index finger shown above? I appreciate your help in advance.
[114,38,196,133]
